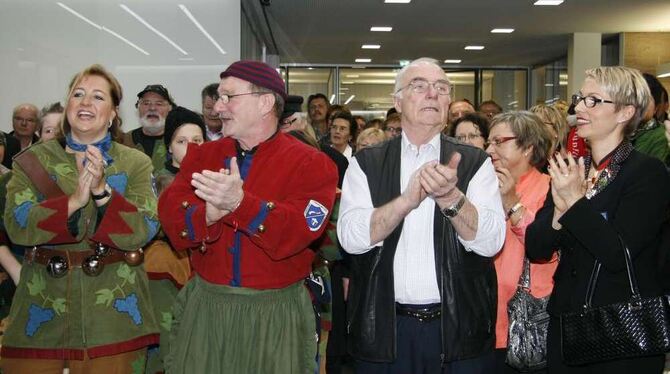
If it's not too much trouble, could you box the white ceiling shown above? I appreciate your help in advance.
[0,0,239,67]
[260,0,670,67]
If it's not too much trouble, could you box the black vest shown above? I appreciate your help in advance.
[348,134,497,363]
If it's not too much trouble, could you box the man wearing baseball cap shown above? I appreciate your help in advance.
[158,60,338,373]
[122,84,175,174]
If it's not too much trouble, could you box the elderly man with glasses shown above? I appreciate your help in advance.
[158,60,338,374]
[10,103,40,150]
[338,57,505,373]
[122,84,175,174]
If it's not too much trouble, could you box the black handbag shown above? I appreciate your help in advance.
[560,238,670,365]
[506,257,550,372]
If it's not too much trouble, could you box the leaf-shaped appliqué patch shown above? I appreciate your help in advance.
[113,293,142,325]
[14,187,36,206]
[52,298,67,315]
[13,201,33,228]
[160,311,172,331]
[25,303,55,337]
[27,272,46,296]
[107,173,128,195]
[53,163,76,176]
[95,288,115,307]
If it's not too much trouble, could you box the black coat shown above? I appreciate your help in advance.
[526,150,669,373]
[347,135,497,363]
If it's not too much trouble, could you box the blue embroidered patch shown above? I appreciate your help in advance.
[304,200,328,232]
[113,293,142,325]
[144,216,159,242]
[13,201,33,229]
[25,303,55,337]
[107,173,128,195]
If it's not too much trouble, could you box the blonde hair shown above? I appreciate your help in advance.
[356,128,386,150]
[529,104,568,152]
[583,66,651,138]
[61,64,123,141]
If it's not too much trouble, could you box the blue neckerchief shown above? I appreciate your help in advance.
[66,132,114,166]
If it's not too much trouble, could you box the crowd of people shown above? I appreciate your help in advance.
[0,57,667,374]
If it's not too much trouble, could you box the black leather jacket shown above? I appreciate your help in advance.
[346,135,497,363]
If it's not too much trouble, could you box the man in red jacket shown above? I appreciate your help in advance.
[158,60,338,374]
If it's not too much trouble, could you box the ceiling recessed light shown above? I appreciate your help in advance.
[544,83,554,87]
[344,95,356,105]
[340,87,349,91]
[384,0,411,3]
[370,26,393,32]
[179,57,194,61]
[342,81,355,84]
[307,67,314,70]
[534,0,564,5]
[346,74,360,78]
[444,59,462,63]
[362,44,381,49]
[355,58,371,63]
[464,46,485,50]
[179,4,226,55]
[121,4,188,55]
[329,94,336,103]
[491,28,514,33]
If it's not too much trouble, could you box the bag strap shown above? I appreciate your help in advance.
[583,235,641,308]
[518,257,532,289]
[14,150,65,199]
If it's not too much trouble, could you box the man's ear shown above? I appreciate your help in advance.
[259,93,276,116]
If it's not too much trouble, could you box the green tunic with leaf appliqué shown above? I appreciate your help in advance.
[1,139,160,360]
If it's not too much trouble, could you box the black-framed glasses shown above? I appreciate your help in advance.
[485,136,517,148]
[396,78,451,96]
[455,133,482,142]
[384,126,402,134]
[572,94,614,108]
[217,92,267,104]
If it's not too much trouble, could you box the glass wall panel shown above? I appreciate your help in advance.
[481,70,527,110]
[531,59,568,106]
[447,70,476,105]
[285,67,335,108]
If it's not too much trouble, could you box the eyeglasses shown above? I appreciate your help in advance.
[216,92,267,104]
[455,133,482,142]
[396,78,451,96]
[485,136,517,148]
[13,116,37,124]
[384,127,402,134]
[572,94,614,108]
[139,100,168,108]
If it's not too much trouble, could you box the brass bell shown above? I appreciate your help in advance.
[266,201,276,210]
[46,256,69,278]
[124,249,144,266]
[181,201,190,209]
[82,255,104,277]
[95,242,110,257]
[179,230,188,238]
[258,224,266,233]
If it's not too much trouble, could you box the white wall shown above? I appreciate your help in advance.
[0,0,241,133]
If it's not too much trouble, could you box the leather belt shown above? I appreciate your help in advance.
[24,245,143,278]
[25,246,126,267]
[396,303,442,322]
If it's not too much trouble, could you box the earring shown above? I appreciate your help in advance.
[108,120,113,128]
[524,152,529,157]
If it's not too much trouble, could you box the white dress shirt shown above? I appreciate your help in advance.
[337,133,505,304]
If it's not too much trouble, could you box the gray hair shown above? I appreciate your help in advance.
[394,57,449,98]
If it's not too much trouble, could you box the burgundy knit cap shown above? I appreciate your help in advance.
[220,60,287,100]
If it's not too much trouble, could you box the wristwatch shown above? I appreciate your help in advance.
[441,192,466,218]
[92,185,111,201]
